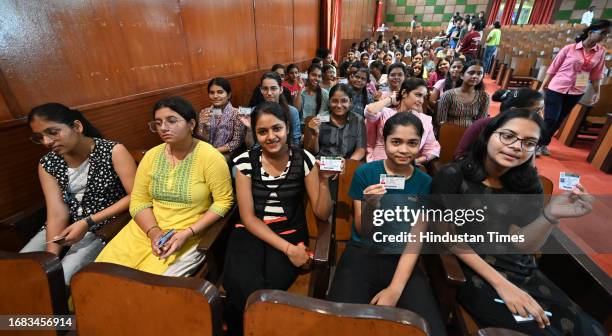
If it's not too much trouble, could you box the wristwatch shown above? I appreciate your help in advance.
[85,216,96,228]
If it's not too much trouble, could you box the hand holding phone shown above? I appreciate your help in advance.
[156,229,175,248]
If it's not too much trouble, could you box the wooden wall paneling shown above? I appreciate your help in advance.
[254,0,294,70]
[111,0,193,93]
[0,1,133,115]
[0,90,12,121]
[178,0,258,81]
[293,0,319,62]
[0,121,46,219]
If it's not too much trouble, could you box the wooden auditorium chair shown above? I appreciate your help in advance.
[0,251,69,336]
[244,289,430,336]
[428,123,467,176]
[71,262,223,336]
[499,57,537,90]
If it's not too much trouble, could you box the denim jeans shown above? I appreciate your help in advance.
[21,228,104,286]
[483,45,497,73]
[542,89,583,146]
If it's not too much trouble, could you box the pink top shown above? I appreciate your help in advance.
[365,106,441,162]
[546,42,606,95]
[433,79,446,93]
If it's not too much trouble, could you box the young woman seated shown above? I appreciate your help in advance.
[303,84,366,161]
[22,103,136,286]
[429,58,464,105]
[432,109,604,335]
[365,78,440,164]
[328,112,446,336]
[95,96,234,276]
[223,102,334,335]
[297,64,330,123]
[196,77,246,160]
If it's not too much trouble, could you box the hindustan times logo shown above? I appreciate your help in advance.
[372,206,487,227]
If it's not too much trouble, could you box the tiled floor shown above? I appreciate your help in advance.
[483,76,612,276]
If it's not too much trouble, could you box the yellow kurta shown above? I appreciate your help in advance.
[96,140,233,274]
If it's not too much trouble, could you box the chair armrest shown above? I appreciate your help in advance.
[476,327,529,336]
[439,254,466,285]
[309,214,333,299]
[312,216,332,266]
[94,212,132,243]
[197,207,235,254]
[0,202,46,252]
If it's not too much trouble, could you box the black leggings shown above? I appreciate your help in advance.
[223,227,307,336]
[328,244,447,336]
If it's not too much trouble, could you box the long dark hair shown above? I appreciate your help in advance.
[444,58,465,92]
[455,59,485,91]
[460,108,545,193]
[575,19,610,43]
[250,101,291,145]
[307,64,323,114]
[28,103,103,138]
[492,88,544,112]
[351,67,370,110]
[260,71,292,130]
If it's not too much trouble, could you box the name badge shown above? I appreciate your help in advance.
[379,174,405,190]
[320,157,343,172]
[238,106,252,115]
[575,72,589,89]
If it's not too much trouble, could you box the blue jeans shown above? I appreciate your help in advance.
[21,228,104,286]
[483,45,497,73]
[542,89,583,146]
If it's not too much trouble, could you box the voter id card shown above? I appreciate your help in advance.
[318,114,330,123]
[238,106,252,115]
[559,172,580,191]
[211,108,223,116]
[379,174,405,190]
[320,157,343,172]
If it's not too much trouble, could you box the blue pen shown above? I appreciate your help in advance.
[494,298,552,317]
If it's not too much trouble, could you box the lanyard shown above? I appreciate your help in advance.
[576,43,595,70]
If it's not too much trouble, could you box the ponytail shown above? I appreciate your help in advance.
[28,103,103,138]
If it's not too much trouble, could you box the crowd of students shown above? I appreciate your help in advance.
[19,17,610,336]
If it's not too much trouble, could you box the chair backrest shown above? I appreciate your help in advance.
[511,57,535,77]
[588,83,612,117]
[438,123,468,165]
[71,262,222,336]
[0,251,68,336]
[245,290,430,336]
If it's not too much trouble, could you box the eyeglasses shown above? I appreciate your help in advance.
[495,131,539,152]
[148,118,185,133]
[30,128,63,144]
[260,86,280,94]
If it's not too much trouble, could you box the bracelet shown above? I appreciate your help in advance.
[85,216,96,228]
[284,243,291,255]
[542,209,559,225]
[146,226,161,237]
[188,227,195,237]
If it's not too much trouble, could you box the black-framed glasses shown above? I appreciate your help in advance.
[495,131,539,152]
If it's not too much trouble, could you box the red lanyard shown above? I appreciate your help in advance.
[576,43,595,70]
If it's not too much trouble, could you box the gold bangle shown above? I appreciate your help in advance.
[146,226,161,237]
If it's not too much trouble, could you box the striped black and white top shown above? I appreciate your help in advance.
[234,149,316,221]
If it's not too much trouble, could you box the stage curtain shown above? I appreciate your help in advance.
[487,0,502,26]
[529,0,555,25]
[500,0,517,25]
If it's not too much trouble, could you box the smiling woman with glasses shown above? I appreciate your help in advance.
[22,103,136,286]
[95,96,234,276]
[431,108,604,335]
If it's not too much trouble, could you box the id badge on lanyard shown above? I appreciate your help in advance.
[575,44,593,89]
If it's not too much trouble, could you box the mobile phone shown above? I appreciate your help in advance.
[156,229,175,247]
[46,236,67,244]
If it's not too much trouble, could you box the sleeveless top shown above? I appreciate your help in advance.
[40,138,127,231]
[247,145,308,235]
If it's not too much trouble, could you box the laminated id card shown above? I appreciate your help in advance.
[238,106,252,115]
[559,172,580,191]
[320,157,343,171]
[211,108,223,116]
[318,114,330,123]
[575,72,589,89]
[379,174,405,190]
